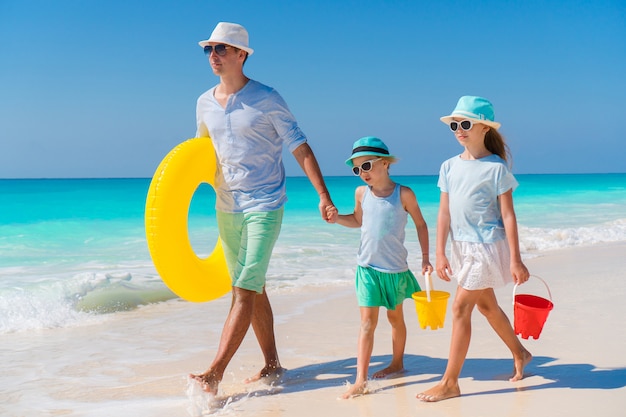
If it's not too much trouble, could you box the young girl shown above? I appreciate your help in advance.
[327,136,432,399]
[417,96,531,402]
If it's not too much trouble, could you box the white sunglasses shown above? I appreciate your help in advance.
[352,158,381,175]
[449,120,473,132]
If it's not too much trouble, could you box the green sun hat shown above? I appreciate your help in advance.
[440,96,501,130]
[345,136,394,167]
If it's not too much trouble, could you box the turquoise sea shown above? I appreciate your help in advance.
[1,174,625,334]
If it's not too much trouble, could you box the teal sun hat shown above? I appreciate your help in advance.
[345,136,395,167]
[440,96,501,130]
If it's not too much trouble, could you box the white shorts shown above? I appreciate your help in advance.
[450,239,513,290]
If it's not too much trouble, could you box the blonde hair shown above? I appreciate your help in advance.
[382,156,398,165]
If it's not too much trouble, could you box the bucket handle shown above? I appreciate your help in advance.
[512,275,553,305]
[424,271,432,302]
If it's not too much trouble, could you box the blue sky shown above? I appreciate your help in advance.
[1,0,625,178]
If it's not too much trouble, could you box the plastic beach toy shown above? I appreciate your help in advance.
[513,275,554,340]
[145,137,231,303]
[412,272,450,330]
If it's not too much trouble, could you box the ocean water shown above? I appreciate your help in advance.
[1,173,625,334]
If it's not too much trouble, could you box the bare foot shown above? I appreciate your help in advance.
[341,380,368,399]
[189,370,220,395]
[372,364,405,379]
[416,381,461,402]
[510,349,532,382]
[244,364,285,384]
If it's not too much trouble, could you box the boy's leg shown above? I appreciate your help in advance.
[342,306,379,399]
[373,305,407,378]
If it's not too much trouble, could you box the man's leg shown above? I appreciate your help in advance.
[193,209,283,390]
[236,210,284,383]
[190,286,257,394]
[245,288,284,383]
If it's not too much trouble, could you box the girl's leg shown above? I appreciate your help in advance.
[417,286,482,402]
[373,305,407,378]
[476,289,532,381]
[342,306,379,399]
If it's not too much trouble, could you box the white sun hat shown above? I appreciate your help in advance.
[198,22,254,55]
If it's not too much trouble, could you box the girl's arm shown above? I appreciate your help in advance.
[326,186,364,228]
[435,192,452,281]
[499,189,530,285]
[401,186,432,274]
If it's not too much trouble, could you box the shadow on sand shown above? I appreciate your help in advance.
[191,354,626,413]
[278,354,626,394]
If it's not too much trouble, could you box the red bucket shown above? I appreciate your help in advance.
[513,276,554,340]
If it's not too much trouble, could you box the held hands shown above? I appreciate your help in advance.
[318,192,336,223]
[325,205,339,223]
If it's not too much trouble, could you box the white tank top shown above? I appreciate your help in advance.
[357,184,408,273]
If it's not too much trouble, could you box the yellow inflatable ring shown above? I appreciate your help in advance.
[145,137,231,302]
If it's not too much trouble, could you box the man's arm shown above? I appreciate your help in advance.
[292,143,335,222]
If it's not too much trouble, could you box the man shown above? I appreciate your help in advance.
[190,22,335,394]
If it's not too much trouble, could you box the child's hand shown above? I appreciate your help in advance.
[421,261,433,276]
[436,255,452,282]
[511,260,530,285]
[326,205,339,223]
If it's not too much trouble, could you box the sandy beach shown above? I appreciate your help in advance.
[2,242,626,416]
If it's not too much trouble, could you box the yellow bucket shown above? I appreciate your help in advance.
[412,272,450,330]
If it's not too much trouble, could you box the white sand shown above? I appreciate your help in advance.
[2,243,625,416]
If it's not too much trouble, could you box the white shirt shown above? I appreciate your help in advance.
[438,154,518,243]
[196,80,307,212]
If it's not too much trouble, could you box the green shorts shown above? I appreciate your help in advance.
[355,265,421,310]
[216,208,284,293]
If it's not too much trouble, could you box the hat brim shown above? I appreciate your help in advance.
[198,39,254,55]
[440,115,501,130]
[345,152,396,167]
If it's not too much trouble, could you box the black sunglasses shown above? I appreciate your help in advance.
[449,120,473,132]
[203,44,234,57]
